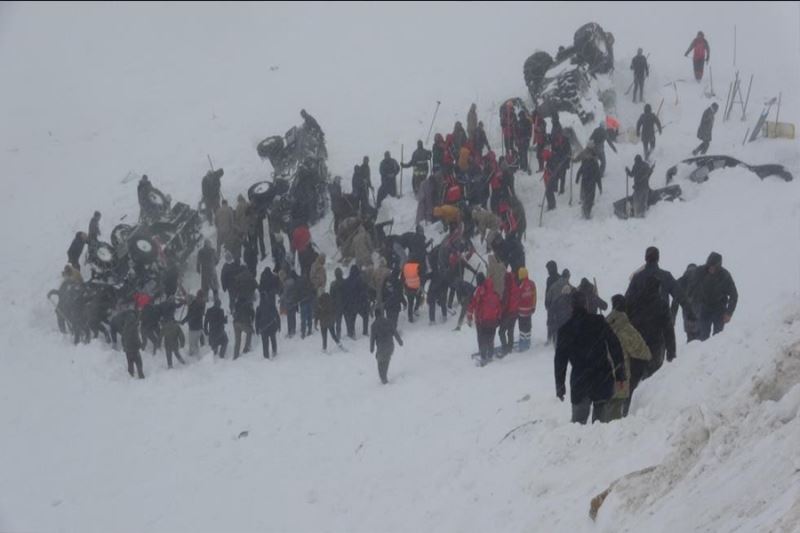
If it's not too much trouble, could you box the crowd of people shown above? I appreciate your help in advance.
[56,33,738,422]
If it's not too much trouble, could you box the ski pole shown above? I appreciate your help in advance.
[425,101,441,145]
[207,154,214,171]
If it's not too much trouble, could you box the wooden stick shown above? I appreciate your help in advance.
[400,144,404,197]
[742,74,754,120]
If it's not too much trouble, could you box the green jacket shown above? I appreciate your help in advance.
[606,310,652,399]
[160,320,186,352]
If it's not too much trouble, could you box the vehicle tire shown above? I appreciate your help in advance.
[111,224,133,248]
[88,241,116,270]
[523,51,554,90]
[129,236,157,265]
[248,181,274,204]
[257,136,284,160]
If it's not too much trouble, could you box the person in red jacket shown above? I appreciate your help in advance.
[684,31,710,82]
[500,101,517,155]
[517,267,537,351]
[467,273,502,365]
[499,270,521,356]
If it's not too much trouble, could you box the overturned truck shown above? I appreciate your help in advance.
[251,115,331,233]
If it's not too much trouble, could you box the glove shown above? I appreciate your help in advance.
[556,385,566,402]
[667,351,676,362]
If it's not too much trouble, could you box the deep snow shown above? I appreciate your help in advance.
[1,3,800,532]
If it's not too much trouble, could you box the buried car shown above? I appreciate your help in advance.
[613,185,683,220]
[666,155,794,185]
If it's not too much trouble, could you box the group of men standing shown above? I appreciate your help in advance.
[550,246,737,424]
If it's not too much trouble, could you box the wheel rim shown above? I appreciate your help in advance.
[136,239,153,253]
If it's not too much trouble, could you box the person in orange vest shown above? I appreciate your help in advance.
[684,31,710,82]
[517,267,537,351]
[402,261,422,323]
[467,273,503,366]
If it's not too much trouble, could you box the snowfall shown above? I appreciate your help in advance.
[1,3,800,532]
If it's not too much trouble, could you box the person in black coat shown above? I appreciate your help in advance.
[140,302,162,355]
[161,260,180,299]
[402,140,432,194]
[626,155,654,218]
[694,252,738,341]
[692,103,718,156]
[377,151,400,208]
[636,103,662,160]
[232,297,254,359]
[576,154,602,219]
[67,232,88,270]
[671,263,702,343]
[626,275,676,378]
[329,267,345,339]
[554,292,625,424]
[630,48,649,103]
[182,292,206,356]
[370,308,404,384]
[515,111,533,174]
[342,265,369,339]
[352,157,373,213]
[221,254,246,312]
[201,168,223,224]
[204,299,229,358]
[381,271,406,329]
[625,247,692,314]
[243,240,258,280]
[492,233,525,273]
[259,265,281,306]
[588,123,617,177]
[255,299,280,359]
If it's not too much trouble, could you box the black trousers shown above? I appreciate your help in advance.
[516,138,531,172]
[623,358,649,416]
[693,140,710,155]
[642,136,655,160]
[334,310,343,339]
[142,327,160,355]
[211,333,228,358]
[406,290,418,322]
[286,307,297,335]
[260,331,277,359]
[476,325,496,361]
[321,325,339,350]
[377,356,391,384]
[693,58,705,81]
[165,348,185,368]
[428,291,447,323]
[126,350,144,379]
[498,315,517,353]
[546,175,558,210]
[633,75,644,102]
[697,314,725,341]
[572,397,608,424]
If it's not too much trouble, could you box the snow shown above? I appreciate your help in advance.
[2,3,800,532]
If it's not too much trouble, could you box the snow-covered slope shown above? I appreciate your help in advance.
[1,3,800,532]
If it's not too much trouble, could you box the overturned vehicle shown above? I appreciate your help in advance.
[665,155,794,184]
[87,181,203,300]
[523,22,615,126]
[251,114,331,233]
[613,185,683,220]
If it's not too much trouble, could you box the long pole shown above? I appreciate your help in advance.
[400,144,404,197]
[625,167,630,217]
[425,101,441,145]
[742,74,754,120]
[734,25,737,67]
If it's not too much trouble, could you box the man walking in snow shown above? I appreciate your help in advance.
[684,31,710,82]
[377,151,400,208]
[467,273,503,366]
[370,308,403,384]
[694,252,738,341]
[636,103,662,161]
[576,151,602,219]
[555,291,625,424]
[626,155,653,218]
[630,48,649,103]
[588,122,617,178]
[692,103,718,156]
